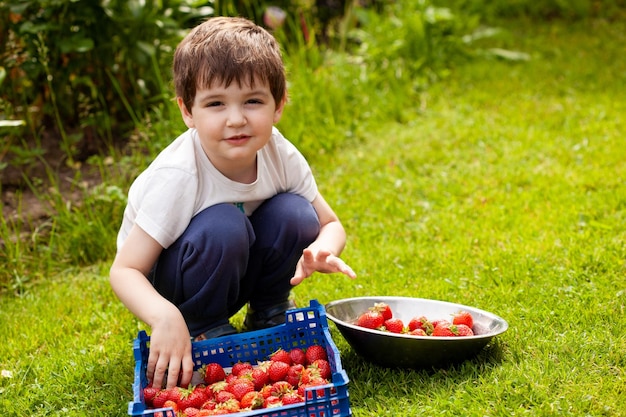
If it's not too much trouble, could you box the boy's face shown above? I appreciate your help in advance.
[177,77,285,181]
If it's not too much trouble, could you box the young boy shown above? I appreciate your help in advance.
[109,16,356,390]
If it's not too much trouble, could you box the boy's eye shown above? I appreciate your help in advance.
[206,101,223,107]
[247,98,263,104]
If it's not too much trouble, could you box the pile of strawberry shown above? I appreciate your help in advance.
[143,345,332,416]
[356,302,475,337]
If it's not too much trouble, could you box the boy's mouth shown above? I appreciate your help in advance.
[225,134,251,144]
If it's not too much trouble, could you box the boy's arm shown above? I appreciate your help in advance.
[290,193,357,285]
[109,225,194,389]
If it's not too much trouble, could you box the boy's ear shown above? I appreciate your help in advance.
[177,97,195,128]
[273,95,287,124]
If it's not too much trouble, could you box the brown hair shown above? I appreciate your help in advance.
[173,16,287,112]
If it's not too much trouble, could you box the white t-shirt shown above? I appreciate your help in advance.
[116,127,318,251]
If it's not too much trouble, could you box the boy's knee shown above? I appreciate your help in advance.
[186,203,254,251]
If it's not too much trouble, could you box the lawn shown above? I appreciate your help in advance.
[1,16,625,417]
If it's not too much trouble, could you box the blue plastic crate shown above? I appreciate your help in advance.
[128,299,352,417]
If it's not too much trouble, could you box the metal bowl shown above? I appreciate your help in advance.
[325,296,508,368]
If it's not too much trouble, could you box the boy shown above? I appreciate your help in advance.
[109,16,356,390]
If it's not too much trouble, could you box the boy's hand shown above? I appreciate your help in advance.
[146,310,194,389]
[291,248,356,285]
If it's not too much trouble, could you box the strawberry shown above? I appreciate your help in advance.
[270,380,293,398]
[431,319,452,330]
[432,323,472,337]
[270,348,292,365]
[143,386,159,407]
[409,328,427,336]
[214,390,235,403]
[383,318,405,333]
[289,348,306,365]
[310,359,331,380]
[202,363,226,385]
[224,373,238,384]
[259,384,274,398]
[356,310,384,330]
[201,399,217,410]
[408,316,434,334]
[455,323,474,336]
[298,377,328,399]
[217,398,240,413]
[231,361,253,376]
[163,400,179,412]
[268,360,290,382]
[282,391,304,405]
[373,302,393,320]
[227,378,255,401]
[151,390,169,409]
[263,395,282,408]
[179,386,209,410]
[305,345,328,365]
[249,367,270,390]
[240,390,264,409]
[183,407,201,416]
[286,364,304,387]
[452,311,474,329]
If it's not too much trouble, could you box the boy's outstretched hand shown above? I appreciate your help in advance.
[291,248,357,286]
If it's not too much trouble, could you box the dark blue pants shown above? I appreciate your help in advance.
[150,193,320,337]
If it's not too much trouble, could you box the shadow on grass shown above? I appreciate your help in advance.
[339,336,509,410]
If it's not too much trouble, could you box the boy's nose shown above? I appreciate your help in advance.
[226,107,247,127]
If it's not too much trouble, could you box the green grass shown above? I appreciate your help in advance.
[1,17,625,417]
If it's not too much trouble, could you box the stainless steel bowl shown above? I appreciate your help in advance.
[325,296,508,368]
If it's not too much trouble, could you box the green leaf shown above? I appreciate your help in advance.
[59,36,95,54]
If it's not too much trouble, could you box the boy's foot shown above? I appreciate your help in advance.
[193,323,238,341]
[243,299,297,331]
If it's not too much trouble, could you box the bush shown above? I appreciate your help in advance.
[0,0,213,161]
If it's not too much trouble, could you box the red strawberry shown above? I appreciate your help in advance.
[310,359,331,380]
[409,328,427,336]
[259,384,274,399]
[178,386,209,410]
[268,360,290,382]
[214,390,235,403]
[151,390,169,409]
[202,363,226,385]
[408,316,433,334]
[143,386,159,407]
[201,399,217,410]
[305,345,328,365]
[227,378,255,401]
[224,373,238,384]
[183,407,200,416]
[452,311,474,329]
[373,302,393,320]
[263,395,282,408]
[383,318,405,333]
[249,367,270,390]
[455,323,474,336]
[298,377,328,399]
[240,391,264,409]
[270,380,293,398]
[282,391,304,405]
[270,348,291,365]
[286,364,304,387]
[432,323,469,337]
[356,310,384,330]
[217,398,240,413]
[163,400,179,412]
[289,348,306,365]
[231,361,253,376]
[431,319,452,330]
